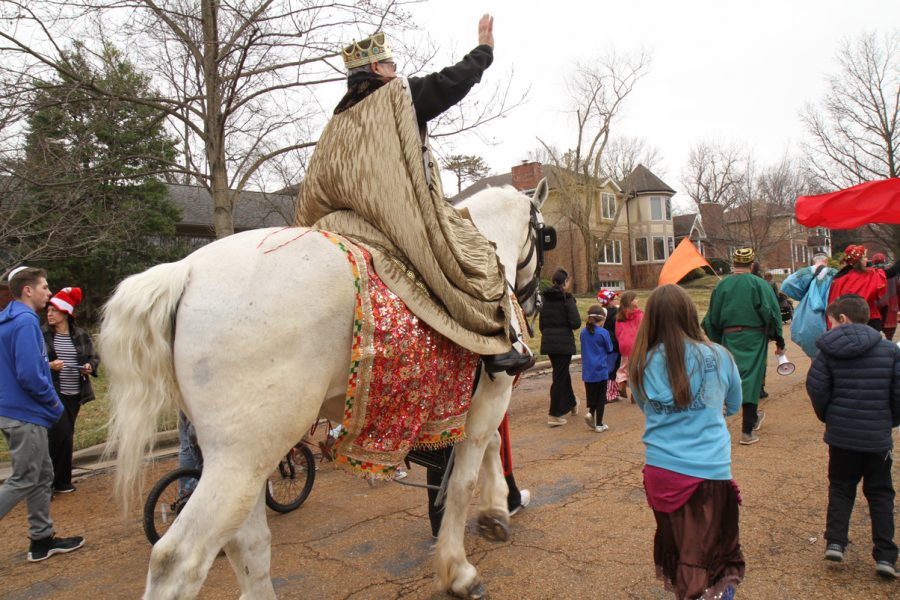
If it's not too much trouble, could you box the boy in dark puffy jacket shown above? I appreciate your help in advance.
[806,293,900,579]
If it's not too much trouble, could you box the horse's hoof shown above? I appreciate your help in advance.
[450,580,488,599]
[477,514,509,542]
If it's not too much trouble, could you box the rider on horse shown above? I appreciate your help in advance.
[296,14,532,376]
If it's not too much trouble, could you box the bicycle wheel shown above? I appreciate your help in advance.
[265,444,315,513]
[143,467,202,544]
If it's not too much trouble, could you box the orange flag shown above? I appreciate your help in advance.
[658,238,713,287]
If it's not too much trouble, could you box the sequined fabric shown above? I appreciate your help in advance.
[321,231,479,479]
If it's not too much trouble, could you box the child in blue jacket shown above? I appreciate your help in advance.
[580,305,613,432]
[806,293,900,579]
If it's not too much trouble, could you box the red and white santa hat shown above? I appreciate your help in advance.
[49,287,83,318]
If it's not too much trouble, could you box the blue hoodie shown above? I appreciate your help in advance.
[633,341,742,480]
[0,300,62,427]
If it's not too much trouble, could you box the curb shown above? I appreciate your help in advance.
[0,429,181,484]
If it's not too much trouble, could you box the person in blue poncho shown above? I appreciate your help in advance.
[780,252,836,359]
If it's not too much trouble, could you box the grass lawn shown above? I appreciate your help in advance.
[0,371,178,463]
[1,278,721,463]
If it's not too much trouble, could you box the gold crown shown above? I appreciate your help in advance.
[342,32,393,70]
[732,247,756,264]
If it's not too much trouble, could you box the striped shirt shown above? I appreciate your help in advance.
[52,333,81,396]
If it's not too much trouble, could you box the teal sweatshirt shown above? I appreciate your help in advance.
[633,341,742,480]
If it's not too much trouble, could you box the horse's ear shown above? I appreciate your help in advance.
[532,178,549,210]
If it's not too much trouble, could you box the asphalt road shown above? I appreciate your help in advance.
[1,335,898,599]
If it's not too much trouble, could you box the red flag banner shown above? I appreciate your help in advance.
[795,178,900,228]
[658,238,713,287]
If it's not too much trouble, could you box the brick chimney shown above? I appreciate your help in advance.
[511,161,543,191]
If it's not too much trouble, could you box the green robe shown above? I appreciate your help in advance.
[702,273,783,405]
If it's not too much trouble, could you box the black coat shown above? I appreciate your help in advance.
[42,324,100,404]
[806,323,900,453]
[603,305,620,354]
[539,287,581,355]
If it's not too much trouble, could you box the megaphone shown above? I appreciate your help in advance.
[776,353,795,376]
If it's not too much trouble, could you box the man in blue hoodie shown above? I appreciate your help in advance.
[0,266,85,562]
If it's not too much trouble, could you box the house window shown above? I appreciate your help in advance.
[598,239,622,264]
[665,198,672,220]
[597,280,624,291]
[650,196,663,221]
[601,193,616,220]
[652,236,666,261]
[667,237,675,256]
[634,237,649,262]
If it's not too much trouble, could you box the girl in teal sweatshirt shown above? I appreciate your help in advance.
[628,284,745,600]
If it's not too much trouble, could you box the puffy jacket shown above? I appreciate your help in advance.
[0,300,63,427]
[539,287,581,355]
[42,324,100,404]
[806,323,900,453]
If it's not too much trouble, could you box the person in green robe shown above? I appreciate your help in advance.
[702,248,785,445]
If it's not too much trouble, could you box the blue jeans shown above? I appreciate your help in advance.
[177,411,201,494]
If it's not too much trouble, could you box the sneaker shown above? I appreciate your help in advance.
[394,468,408,480]
[824,543,844,562]
[595,424,609,433]
[509,489,531,517]
[876,561,899,579]
[547,416,567,427]
[53,484,76,494]
[584,412,595,430]
[753,410,766,432]
[739,433,759,445]
[570,399,579,416]
[27,535,85,562]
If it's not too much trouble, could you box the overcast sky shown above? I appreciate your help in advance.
[386,0,899,208]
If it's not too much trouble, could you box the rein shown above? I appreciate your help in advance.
[513,202,556,335]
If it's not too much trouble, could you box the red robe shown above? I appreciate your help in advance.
[827,268,886,327]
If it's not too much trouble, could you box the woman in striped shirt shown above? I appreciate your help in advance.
[42,287,99,494]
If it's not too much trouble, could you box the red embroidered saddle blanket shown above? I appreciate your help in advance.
[320,231,479,479]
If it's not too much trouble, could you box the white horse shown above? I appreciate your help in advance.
[100,179,551,599]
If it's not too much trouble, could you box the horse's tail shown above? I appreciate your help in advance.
[99,260,191,511]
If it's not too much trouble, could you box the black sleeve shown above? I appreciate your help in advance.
[806,353,832,423]
[565,296,581,330]
[884,259,900,279]
[407,45,493,126]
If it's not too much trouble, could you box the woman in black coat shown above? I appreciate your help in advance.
[42,287,100,494]
[539,268,581,425]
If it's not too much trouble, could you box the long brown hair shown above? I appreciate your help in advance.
[616,291,637,322]
[628,285,707,408]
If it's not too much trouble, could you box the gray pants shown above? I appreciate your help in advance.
[0,417,55,540]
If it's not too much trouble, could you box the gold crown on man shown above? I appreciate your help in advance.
[342,32,393,70]
[732,247,756,264]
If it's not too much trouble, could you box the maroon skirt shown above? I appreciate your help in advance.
[652,479,745,600]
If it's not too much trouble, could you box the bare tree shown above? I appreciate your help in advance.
[802,30,900,253]
[537,50,651,289]
[680,141,746,210]
[1,1,524,242]
[681,143,815,265]
[601,135,663,183]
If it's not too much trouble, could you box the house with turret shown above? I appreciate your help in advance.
[451,161,676,293]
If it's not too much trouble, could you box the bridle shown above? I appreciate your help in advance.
[513,202,557,322]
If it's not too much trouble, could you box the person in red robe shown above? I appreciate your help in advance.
[828,245,900,332]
